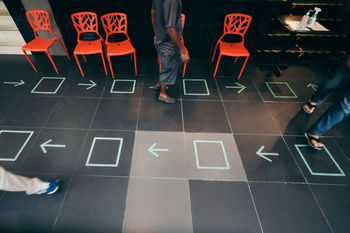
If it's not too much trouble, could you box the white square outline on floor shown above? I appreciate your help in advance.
[265,81,298,99]
[85,137,123,167]
[295,144,345,177]
[31,77,66,94]
[193,140,230,170]
[0,130,34,161]
[110,80,136,94]
[183,79,210,96]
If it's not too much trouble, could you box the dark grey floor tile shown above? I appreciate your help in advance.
[0,72,40,97]
[284,136,350,185]
[45,97,99,129]
[54,176,128,233]
[75,130,134,176]
[211,56,250,79]
[180,77,220,100]
[334,138,350,161]
[2,96,58,127]
[183,100,231,133]
[61,73,107,98]
[71,53,112,78]
[185,57,212,77]
[216,77,262,101]
[0,128,38,171]
[138,99,183,132]
[0,174,69,233]
[234,134,305,182]
[91,98,139,130]
[0,55,40,74]
[253,76,322,102]
[224,101,280,134]
[0,97,20,122]
[189,180,262,233]
[27,76,67,97]
[311,185,350,233]
[266,102,331,136]
[20,129,87,175]
[250,182,332,233]
[102,75,142,99]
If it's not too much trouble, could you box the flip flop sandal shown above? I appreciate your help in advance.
[303,101,317,115]
[304,132,323,150]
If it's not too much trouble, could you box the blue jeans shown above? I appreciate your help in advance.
[308,55,350,136]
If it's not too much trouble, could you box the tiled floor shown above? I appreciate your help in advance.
[0,55,349,233]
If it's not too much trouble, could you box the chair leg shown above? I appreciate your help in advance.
[82,55,87,63]
[234,57,238,64]
[158,56,161,73]
[237,56,249,80]
[213,54,222,78]
[57,39,70,60]
[133,52,137,76]
[74,53,85,77]
[100,52,108,76]
[45,50,59,74]
[22,49,38,72]
[182,63,187,78]
[211,42,219,63]
[107,56,114,79]
[130,53,133,61]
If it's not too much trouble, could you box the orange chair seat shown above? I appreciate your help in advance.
[23,38,56,51]
[219,42,249,57]
[106,40,135,56]
[74,40,103,55]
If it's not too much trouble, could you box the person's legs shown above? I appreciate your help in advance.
[304,55,350,113]
[306,88,350,148]
[0,166,57,195]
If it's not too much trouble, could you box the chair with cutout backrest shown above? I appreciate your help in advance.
[22,10,70,74]
[71,12,107,77]
[101,13,137,79]
[211,13,252,80]
[158,13,188,78]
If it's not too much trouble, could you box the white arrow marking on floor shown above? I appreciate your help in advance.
[148,143,168,157]
[40,139,66,154]
[3,80,25,87]
[78,80,97,90]
[256,145,279,162]
[307,83,318,92]
[225,82,246,94]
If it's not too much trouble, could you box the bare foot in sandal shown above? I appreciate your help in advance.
[303,100,317,114]
[304,132,324,150]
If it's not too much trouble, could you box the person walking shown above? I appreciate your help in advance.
[151,0,190,104]
[0,166,59,195]
[304,55,350,150]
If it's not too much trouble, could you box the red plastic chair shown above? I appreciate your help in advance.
[71,12,107,77]
[211,13,252,80]
[101,13,137,79]
[22,10,70,74]
[158,13,188,78]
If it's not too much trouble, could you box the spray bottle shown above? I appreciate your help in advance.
[306,7,321,29]
[297,10,312,30]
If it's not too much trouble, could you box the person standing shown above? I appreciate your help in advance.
[304,55,350,150]
[0,166,59,195]
[151,0,190,104]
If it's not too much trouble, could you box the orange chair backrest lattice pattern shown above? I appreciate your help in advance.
[223,14,252,40]
[101,13,129,43]
[71,12,101,41]
[26,10,53,37]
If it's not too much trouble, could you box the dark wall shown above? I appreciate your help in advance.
[5,0,280,57]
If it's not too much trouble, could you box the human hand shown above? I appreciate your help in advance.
[180,49,190,63]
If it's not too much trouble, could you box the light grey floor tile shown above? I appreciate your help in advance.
[122,178,193,233]
[131,131,187,178]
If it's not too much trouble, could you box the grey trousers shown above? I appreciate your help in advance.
[0,166,48,195]
[156,43,181,85]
